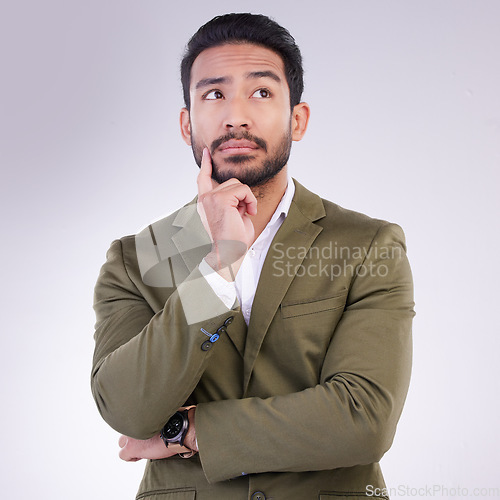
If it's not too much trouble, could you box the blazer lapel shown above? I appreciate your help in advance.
[135,200,210,289]
[171,202,212,274]
[242,180,326,392]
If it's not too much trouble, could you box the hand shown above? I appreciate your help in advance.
[118,407,198,462]
[197,148,257,280]
[118,434,183,462]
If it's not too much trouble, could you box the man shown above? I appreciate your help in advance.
[92,13,414,499]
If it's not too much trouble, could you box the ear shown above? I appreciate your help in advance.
[291,102,310,142]
[180,107,192,146]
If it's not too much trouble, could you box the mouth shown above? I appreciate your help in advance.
[217,139,259,155]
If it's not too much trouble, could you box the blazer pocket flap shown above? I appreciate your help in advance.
[137,489,196,500]
[320,494,387,500]
[281,291,347,319]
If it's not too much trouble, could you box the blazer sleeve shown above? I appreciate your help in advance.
[195,223,415,483]
[91,238,237,439]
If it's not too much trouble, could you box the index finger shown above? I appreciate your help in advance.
[197,147,214,196]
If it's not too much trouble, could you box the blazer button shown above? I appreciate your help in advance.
[251,492,266,500]
[201,341,212,351]
[224,316,234,326]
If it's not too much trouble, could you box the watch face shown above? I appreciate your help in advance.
[164,413,184,439]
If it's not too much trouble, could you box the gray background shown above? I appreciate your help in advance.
[1,1,499,498]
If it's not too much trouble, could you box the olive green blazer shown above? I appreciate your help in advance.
[92,179,414,500]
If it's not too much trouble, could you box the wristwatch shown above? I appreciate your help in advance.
[160,410,189,447]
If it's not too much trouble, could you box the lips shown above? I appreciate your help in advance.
[218,139,259,153]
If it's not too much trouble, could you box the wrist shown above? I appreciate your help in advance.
[160,410,190,448]
[205,251,238,282]
[205,240,247,281]
[183,407,198,452]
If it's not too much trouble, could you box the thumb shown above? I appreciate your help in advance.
[118,435,128,448]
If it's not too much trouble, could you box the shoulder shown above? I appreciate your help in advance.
[322,199,407,251]
[291,179,407,250]
[321,197,386,228]
[117,200,198,251]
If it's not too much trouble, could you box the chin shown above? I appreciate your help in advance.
[212,162,285,188]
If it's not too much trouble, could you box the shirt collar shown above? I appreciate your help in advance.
[268,177,295,227]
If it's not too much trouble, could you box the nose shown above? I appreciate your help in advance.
[223,97,251,130]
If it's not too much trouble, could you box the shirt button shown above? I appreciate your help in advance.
[201,341,212,351]
[251,492,266,500]
[248,249,256,258]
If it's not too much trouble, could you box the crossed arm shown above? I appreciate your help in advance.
[93,228,413,480]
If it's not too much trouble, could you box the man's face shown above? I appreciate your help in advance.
[180,43,295,187]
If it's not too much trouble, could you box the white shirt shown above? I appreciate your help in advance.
[199,179,295,325]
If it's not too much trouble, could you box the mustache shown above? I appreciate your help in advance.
[210,132,268,154]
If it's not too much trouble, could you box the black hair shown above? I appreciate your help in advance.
[180,13,304,110]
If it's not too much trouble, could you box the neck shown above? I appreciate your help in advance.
[249,166,289,241]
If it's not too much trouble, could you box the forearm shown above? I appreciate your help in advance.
[196,351,411,482]
[92,259,236,439]
[116,306,411,476]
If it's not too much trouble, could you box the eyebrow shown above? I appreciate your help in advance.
[194,71,282,90]
[195,76,232,90]
[245,70,281,83]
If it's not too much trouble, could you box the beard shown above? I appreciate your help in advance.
[191,129,292,187]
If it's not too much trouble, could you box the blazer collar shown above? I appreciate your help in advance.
[169,179,326,271]
[171,200,212,273]
[242,179,326,390]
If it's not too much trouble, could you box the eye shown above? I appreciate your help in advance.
[251,88,271,98]
[203,90,224,100]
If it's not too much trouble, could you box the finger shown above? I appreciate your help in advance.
[226,183,257,216]
[197,147,214,196]
[118,435,128,448]
[119,446,140,462]
[243,191,258,216]
[214,182,258,216]
[118,441,134,461]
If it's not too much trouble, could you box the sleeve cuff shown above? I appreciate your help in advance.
[199,258,237,310]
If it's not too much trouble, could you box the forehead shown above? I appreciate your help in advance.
[190,43,286,88]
